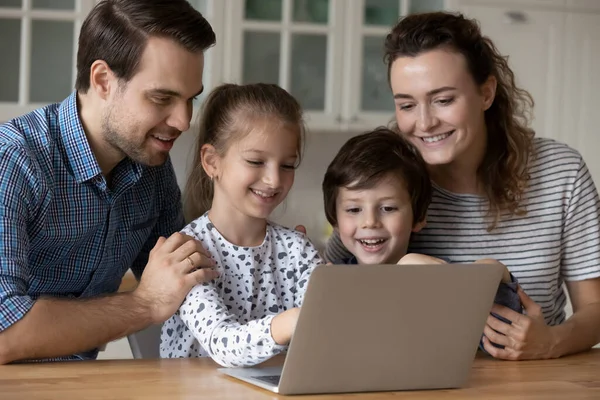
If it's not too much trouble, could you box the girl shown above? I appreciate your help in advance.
[160,83,323,367]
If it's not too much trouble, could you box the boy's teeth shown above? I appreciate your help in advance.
[359,239,384,245]
[422,132,451,143]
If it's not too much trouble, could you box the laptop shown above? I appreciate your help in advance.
[219,262,504,395]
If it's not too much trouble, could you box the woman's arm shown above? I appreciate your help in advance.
[549,277,600,357]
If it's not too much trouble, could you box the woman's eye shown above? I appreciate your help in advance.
[397,103,414,111]
[246,160,263,166]
[436,97,455,106]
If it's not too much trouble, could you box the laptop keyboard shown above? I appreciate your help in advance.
[253,375,281,386]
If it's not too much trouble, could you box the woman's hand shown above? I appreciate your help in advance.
[481,286,558,360]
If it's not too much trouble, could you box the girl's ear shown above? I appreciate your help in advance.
[200,144,220,180]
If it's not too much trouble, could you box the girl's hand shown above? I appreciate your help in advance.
[270,307,301,345]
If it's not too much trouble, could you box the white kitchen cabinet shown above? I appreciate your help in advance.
[453,0,600,184]
[221,0,447,132]
[452,0,566,8]
[560,11,600,185]
[0,0,96,122]
[0,0,221,123]
[564,0,600,12]
[456,3,566,141]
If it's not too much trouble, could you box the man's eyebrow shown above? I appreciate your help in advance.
[148,86,204,99]
[394,86,457,99]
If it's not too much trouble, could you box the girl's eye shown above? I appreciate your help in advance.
[345,208,360,214]
[381,206,398,213]
[246,160,263,166]
[397,103,415,111]
[281,164,296,170]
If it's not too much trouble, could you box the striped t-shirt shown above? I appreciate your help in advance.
[325,138,600,326]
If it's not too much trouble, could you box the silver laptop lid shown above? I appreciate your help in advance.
[278,263,504,395]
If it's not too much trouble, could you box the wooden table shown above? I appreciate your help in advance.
[1,350,599,399]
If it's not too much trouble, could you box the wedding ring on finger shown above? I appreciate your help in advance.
[186,255,195,269]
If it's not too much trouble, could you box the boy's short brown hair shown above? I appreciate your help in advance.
[322,127,432,226]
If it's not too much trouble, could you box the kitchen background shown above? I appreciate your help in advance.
[0,0,597,358]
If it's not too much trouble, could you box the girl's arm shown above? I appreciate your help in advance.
[178,281,286,368]
[271,234,324,344]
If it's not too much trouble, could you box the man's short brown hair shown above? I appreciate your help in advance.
[76,0,216,93]
[322,127,432,226]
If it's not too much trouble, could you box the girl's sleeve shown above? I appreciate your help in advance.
[178,280,286,368]
[294,235,325,307]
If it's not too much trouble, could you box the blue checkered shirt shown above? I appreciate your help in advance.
[0,92,185,361]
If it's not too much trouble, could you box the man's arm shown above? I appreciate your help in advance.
[0,292,150,363]
[0,233,218,364]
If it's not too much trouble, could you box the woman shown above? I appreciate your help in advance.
[325,12,600,360]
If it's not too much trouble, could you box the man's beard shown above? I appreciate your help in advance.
[101,109,168,167]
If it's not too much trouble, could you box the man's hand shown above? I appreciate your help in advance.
[133,232,218,324]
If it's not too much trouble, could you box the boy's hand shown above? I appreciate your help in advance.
[397,253,447,265]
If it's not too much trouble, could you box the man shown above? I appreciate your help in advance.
[0,0,218,364]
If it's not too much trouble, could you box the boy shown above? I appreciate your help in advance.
[322,127,521,351]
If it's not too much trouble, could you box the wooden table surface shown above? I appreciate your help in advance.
[1,349,599,400]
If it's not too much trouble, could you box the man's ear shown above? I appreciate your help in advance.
[481,75,497,111]
[201,143,220,180]
[412,218,427,233]
[89,60,117,101]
